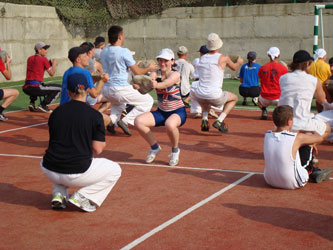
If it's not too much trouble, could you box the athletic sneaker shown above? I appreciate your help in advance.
[309,167,331,183]
[117,119,132,136]
[193,113,202,119]
[37,104,52,113]
[252,97,258,106]
[169,149,180,166]
[51,192,66,209]
[69,192,96,212]
[260,109,268,120]
[0,113,8,122]
[28,103,38,112]
[209,109,219,119]
[146,146,162,163]
[106,121,115,134]
[201,119,209,131]
[212,120,228,133]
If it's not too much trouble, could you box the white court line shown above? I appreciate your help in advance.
[118,161,263,175]
[120,173,254,250]
[0,122,47,134]
[0,153,262,175]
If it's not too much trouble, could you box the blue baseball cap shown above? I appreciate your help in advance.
[67,73,89,93]
[198,45,209,54]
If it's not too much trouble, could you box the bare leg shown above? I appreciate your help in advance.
[134,112,157,146]
[1,89,19,108]
[165,114,182,148]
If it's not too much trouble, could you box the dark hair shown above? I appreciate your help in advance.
[288,61,309,72]
[273,105,293,127]
[108,26,123,45]
[247,58,254,67]
[329,57,333,66]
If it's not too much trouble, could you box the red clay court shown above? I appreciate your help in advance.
[0,107,332,249]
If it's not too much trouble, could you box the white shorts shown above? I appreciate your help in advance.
[258,95,279,107]
[294,118,327,136]
[315,110,333,141]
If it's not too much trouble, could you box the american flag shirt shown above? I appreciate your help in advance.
[156,70,184,112]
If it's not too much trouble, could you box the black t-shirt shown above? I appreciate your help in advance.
[43,100,105,174]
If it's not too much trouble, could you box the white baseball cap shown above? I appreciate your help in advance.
[267,47,280,60]
[156,48,174,60]
[206,33,223,51]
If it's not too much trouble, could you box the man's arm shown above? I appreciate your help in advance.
[1,55,12,80]
[92,140,106,155]
[292,131,324,159]
[314,79,326,105]
[46,59,57,77]
[219,55,243,71]
[88,73,109,98]
[129,61,157,76]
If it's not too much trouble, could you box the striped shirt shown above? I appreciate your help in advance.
[156,70,184,112]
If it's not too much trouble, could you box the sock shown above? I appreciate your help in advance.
[151,143,159,150]
[0,106,4,114]
[202,111,208,120]
[218,112,227,122]
[172,147,179,153]
[262,107,267,111]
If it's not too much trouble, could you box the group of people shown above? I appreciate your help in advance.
[1,24,332,212]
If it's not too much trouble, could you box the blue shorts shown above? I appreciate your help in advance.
[152,107,187,127]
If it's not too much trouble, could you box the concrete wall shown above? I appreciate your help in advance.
[118,3,333,75]
[0,2,332,82]
[0,2,85,83]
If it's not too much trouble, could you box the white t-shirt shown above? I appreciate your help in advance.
[192,58,200,80]
[175,58,194,96]
[264,130,308,189]
[194,53,224,100]
[278,70,317,130]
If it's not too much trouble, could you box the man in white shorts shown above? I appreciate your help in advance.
[264,105,330,189]
[257,47,288,120]
[101,25,157,136]
[278,50,331,169]
[191,33,243,133]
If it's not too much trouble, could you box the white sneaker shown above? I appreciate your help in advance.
[51,192,66,209]
[69,192,96,212]
[169,149,180,166]
[146,146,162,163]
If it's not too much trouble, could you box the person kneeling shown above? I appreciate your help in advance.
[41,73,121,212]
[264,105,331,189]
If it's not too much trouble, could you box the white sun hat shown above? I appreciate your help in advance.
[314,48,327,62]
[156,48,174,60]
[206,33,223,51]
[267,47,280,60]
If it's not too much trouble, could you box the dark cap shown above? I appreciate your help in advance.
[67,73,89,93]
[292,50,314,64]
[247,51,257,60]
[80,42,94,51]
[198,45,210,54]
[68,46,89,63]
[94,36,105,47]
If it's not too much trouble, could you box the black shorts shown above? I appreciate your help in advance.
[0,89,4,100]
[239,86,260,98]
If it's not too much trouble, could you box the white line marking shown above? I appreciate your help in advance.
[0,122,47,134]
[120,173,254,250]
[118,161,263,175]
[0,154,263,175]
